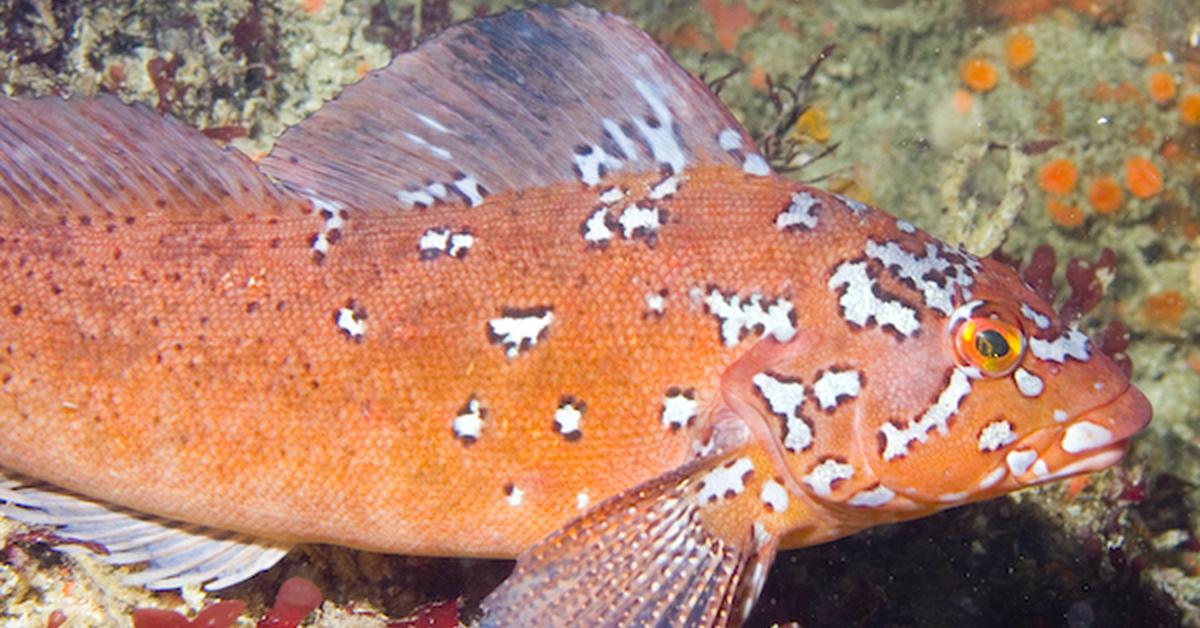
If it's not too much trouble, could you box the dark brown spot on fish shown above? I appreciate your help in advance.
[10,304,22,317]
[246,302,260,314]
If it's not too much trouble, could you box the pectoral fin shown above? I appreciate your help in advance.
[480,446,784,627]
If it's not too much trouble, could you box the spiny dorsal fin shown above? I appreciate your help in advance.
[0,95,289,224]
[480,448,777,627]
[0,472,292,591]
[261,5,769,210]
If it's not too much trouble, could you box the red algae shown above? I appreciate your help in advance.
[258,577,324,628]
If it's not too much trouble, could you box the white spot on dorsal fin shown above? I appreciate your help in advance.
[453,173,486,207]
[488,307,554,359]
[602,118,640,163]
[572,144,621,187]
[398,187,436,209]
[648,174,680,200]
[633,79,685,174]
[742,153,770,176]
[598,186,626,205]
[718,128,743,151]
[704,288,797,346]
[0,474,291,591]
[403,132,452,161]
[416,113,449,133]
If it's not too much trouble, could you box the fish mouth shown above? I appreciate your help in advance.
[1004,385,1152,488]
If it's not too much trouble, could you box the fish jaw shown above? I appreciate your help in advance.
[993,384,1151,490]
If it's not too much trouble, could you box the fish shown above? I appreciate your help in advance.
[0,4,1151,626]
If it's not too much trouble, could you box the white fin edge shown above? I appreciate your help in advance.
[0,472,291,591]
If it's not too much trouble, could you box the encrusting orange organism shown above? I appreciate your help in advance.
[1125,156,1162,199]
[961,57,999,92]
[1005,32,1037,70]
[1147,71,1176,105]
[1039,158,1078,195]
[1046,198,1085,228]
[1086,176,1124,215]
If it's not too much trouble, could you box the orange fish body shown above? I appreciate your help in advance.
[0,6,1150,625]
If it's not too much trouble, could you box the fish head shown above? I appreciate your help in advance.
[854,253,1152,508]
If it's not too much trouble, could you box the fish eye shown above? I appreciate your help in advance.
[955,317,1024,377]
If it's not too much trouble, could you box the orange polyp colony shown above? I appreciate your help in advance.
[1086,176,1124,214]
[1125,156,1162,198]
[1182,93,1200,127]
[1038,158,1078,195]
[961,58,998,92]
[1006,32,1037,70]
[1147,71,1176,104]
[1046,198,1085,228]
[1143,291,1186,329]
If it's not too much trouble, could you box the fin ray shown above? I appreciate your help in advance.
[0,471,291,591]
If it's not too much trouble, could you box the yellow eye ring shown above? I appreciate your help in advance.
[955,317,1025,377]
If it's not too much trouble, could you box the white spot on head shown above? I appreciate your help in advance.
[1053,409,1069,423]
[751,372,812,453]
[760,479,790,513]
[1029,328,1091,363]
[828,260,920,337]
[742,153,770,176]
[865,240,976,316]
[553,400,584,440]
[453,398,485,443]
[1013,367,1045,397]
[880,368,973,460]
[1005,449,1037,476]
[505,483,524,507]
[1061,421,1114,454]
[803,459,855,498]
[776,192,820,231]
[704,289,796,346]
[1032,459,1050,479]
[977,419,1018,452]
[896,219,916,233]
[938,491,969,503]
[697,457,755,503]
[576,491,589,510]
[811,368,862,411]
[979,465,1007,489]
[1020,303,1051,330]
[488,309,553,359]
[661,389,697,430]
[848,484,895,507]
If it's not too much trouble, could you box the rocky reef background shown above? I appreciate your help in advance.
[1,0,1198,626]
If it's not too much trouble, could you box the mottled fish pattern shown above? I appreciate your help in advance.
[0,5,1150,626]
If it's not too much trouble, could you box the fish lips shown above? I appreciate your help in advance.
[1010,384,1152,486]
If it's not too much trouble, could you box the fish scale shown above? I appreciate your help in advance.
[0,5,1150,625]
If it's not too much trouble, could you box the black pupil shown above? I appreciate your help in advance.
[975,329,1010,358]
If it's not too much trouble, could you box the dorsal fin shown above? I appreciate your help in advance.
[261,5,769,210]
[0,95,288,223]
